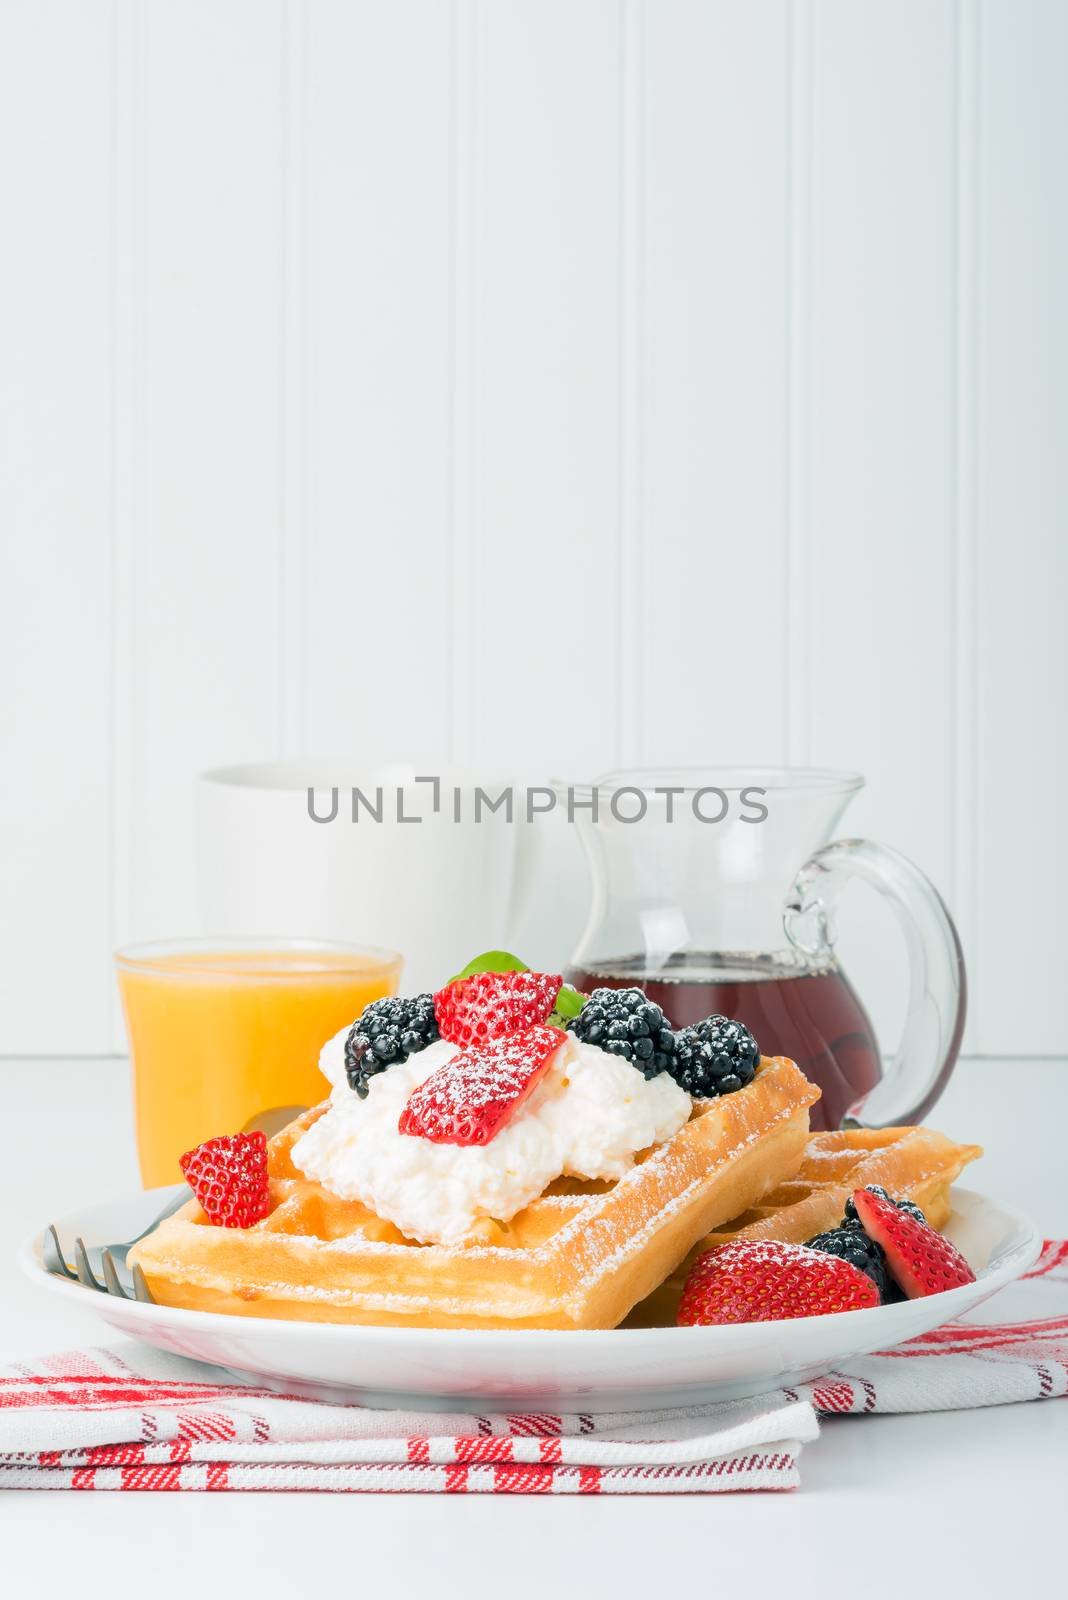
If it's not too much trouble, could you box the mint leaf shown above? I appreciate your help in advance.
[548,982,586,1030]
[447,949,529,986]
[550,984,585,1020]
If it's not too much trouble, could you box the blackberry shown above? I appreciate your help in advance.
[806,1227,890,1301]
[843,1185,927,1230]
[344,994,439,1098]
[567,987,676,1080]
[669,1015,759,1098]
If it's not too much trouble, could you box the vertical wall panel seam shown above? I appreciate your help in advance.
[449,0,474,764]
[280,0,308,758]
[108,0,123,1047]
[785,0,811,766]
[952,0,980,1047]
[617,0,644,767]
[109,0,147,1046]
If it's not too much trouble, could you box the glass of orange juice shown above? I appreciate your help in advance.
[116,938,402,1187]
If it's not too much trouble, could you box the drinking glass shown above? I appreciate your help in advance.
[116,938,401,1185]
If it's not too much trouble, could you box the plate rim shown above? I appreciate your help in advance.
[21,1183,1042,1349]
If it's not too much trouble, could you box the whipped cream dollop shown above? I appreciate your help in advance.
[292,1025,692,1245]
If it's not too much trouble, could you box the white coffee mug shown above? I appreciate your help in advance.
[196,763,550,993]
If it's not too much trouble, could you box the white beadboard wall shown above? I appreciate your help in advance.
[0,0,1065,1058]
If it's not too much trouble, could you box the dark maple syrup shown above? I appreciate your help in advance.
[565,952,882,1131]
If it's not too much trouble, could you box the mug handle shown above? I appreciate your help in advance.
[783,838,967,1127]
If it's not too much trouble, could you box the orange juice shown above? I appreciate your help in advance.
[116,941,401,1186]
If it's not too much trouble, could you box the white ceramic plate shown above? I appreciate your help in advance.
[23,1186,1039,1413]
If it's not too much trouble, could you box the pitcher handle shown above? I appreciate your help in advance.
[784,838,967,1127]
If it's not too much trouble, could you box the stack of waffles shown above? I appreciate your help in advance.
[132,1057,820,1329]
[629,1124,982,1326]
[130,966,982,1331]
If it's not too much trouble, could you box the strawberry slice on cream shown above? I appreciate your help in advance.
[398,1025,564,1147]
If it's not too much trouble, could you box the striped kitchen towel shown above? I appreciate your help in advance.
[0,1239,1064,1494]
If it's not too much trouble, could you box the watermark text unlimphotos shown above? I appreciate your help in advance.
[306,778,769,826]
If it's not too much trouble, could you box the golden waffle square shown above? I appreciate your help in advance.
[629,1123,983,1326]
[130,1056,820,1331]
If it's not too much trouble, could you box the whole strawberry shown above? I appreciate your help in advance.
[179,1131,271,1228]
[851,1188,976,1299]
[677,1238,880,1326]
[434,969,562,1049]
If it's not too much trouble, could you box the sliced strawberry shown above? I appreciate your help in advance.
[677,1239,880,1326]
[179,1131,271,1228]
[434,968,563,1048]
[398,1024,564,1146]
[851,1188,975,1299]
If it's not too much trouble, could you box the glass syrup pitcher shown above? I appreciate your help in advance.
[559,768,966,1132]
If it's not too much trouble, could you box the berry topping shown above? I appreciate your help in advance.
[851,1189,976,1299]
[345,994,440,1098]
[567,987,675,1080]
[669,1015,759,1097]
[398,1025,564,1147]
[843,1184,927,1229]
[677,1238,880,1326]
[179,1132,270,1229]
[433,969,563,1049]
[805,1226,891,1302]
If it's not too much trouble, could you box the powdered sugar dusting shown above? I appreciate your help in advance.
[290,1033,691,1245]
[150,1063,814,1325]
[678,1235,880,1324]
[435,969,562,1046]
[398,1026,562,1145]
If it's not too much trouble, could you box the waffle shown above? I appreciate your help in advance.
[629,1123,983,1326]
[130,1056,820,1330]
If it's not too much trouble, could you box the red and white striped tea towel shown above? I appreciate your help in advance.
[1,1240,1064,1495]
[0,1362,815,1494]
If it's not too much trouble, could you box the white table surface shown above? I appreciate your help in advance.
[2,1056,1065,1598]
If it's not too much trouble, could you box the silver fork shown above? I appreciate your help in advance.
[44,1185,190,1303]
